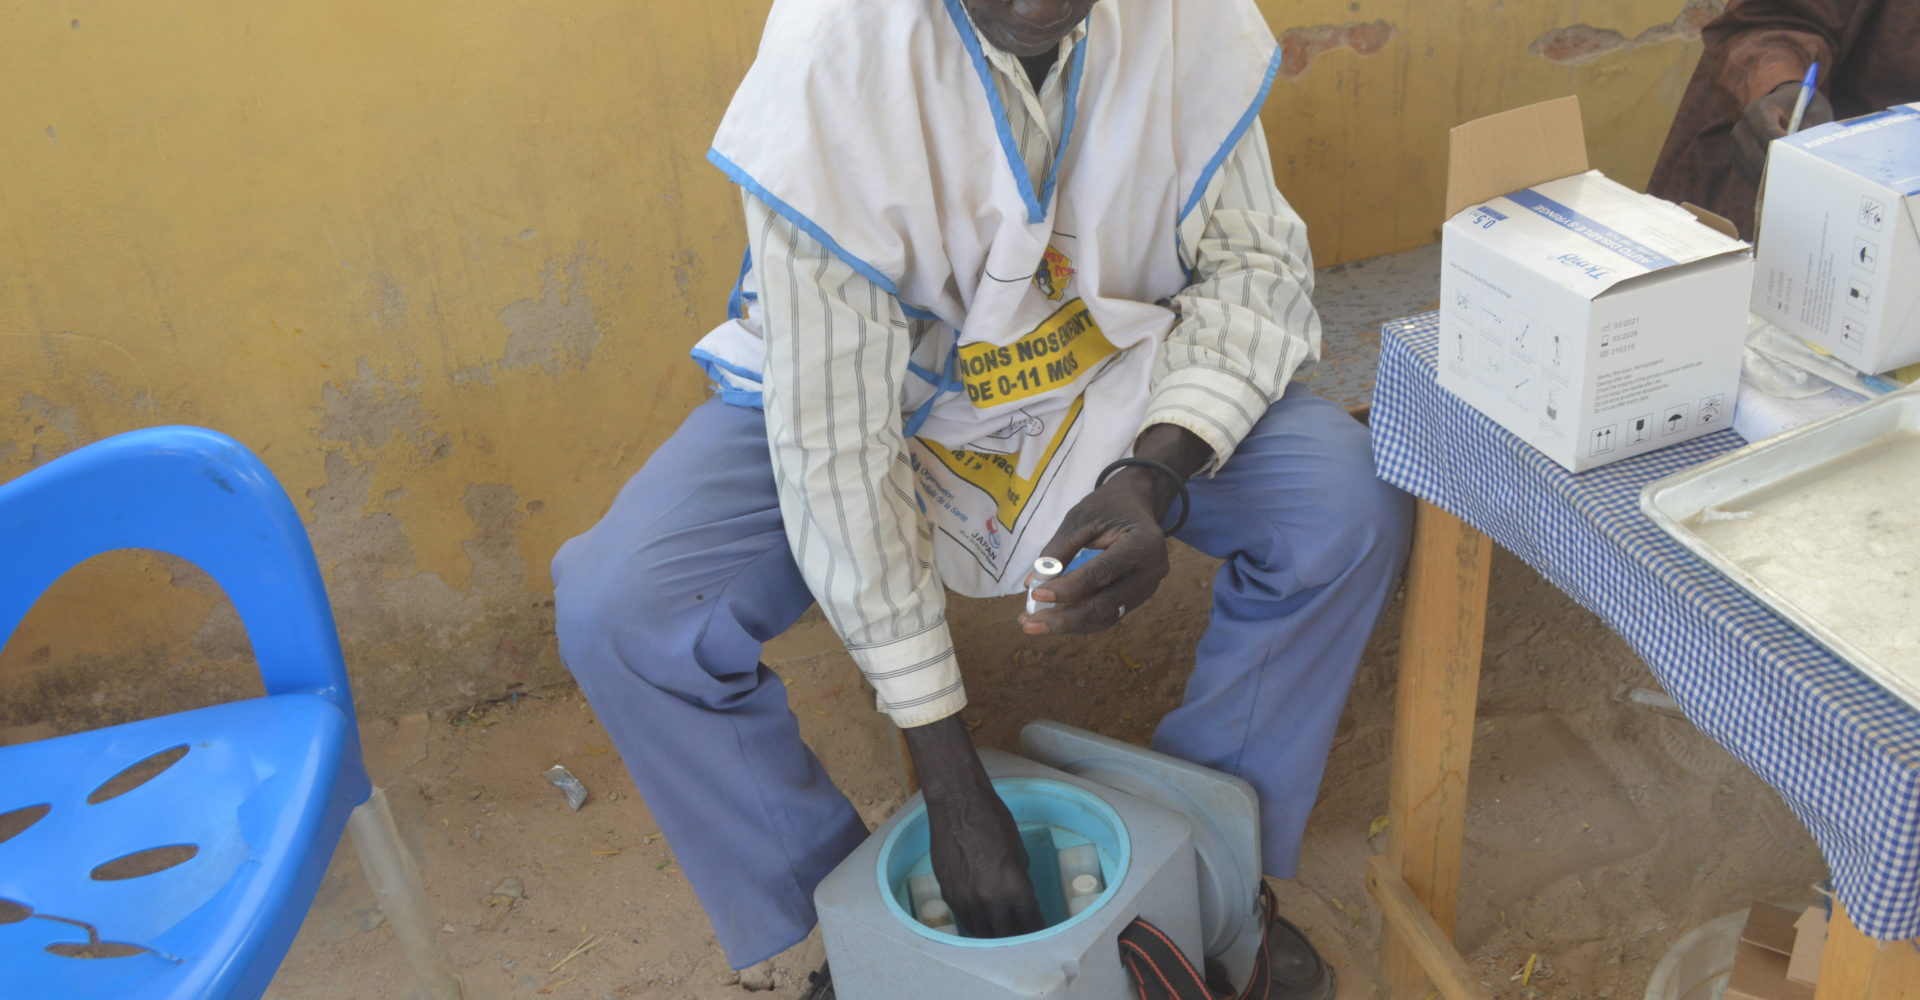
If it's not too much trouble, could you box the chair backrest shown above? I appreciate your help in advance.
[0,427,356,726]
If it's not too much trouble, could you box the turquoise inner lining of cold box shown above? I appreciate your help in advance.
[876,777,1131,947]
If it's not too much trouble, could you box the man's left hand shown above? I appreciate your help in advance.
[1019,476,1170,635]
[1019,423,1213,635]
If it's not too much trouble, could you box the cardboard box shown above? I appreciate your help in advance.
[1742,902,1802,957]
[1754,104,1920,374]
[1440,97,1753,472]
[1786,906,1826,986]
[1728,940,1815,1000]
[1726,904,1822,1000]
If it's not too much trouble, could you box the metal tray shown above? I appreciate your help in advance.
[1641,388,1920,711]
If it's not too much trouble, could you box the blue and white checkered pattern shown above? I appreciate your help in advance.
[1372,312,1920,942]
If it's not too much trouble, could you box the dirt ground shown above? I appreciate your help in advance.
[262,545,1828,1000]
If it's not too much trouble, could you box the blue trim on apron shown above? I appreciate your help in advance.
[691,348,765,408]
[903,340,963,438]
[1179,44,1284,224]
[1040,33,1089,213]
[727,247,755,321]
[710,149,908,300]
[940,0,1087,225]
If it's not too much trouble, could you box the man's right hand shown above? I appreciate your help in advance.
[901,713,1045,938]
[1733,78,1834,184]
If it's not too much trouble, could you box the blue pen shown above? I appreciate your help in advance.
[1786,61,1820,135]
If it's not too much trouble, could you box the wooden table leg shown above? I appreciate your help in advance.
[1816,902,1920,1000]
[1378,500,1493,1000]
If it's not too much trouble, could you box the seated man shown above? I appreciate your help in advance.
[552,0,1412,994]
[1650,0,1919,238]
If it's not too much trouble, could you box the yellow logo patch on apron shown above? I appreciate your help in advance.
[1034,245,1077,301]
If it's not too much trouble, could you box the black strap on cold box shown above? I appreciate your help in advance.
[1117,882,1279,1000]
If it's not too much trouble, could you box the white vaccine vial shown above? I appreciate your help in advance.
[1057,843,1105,917]
[1025,556,1065,614]
[918,897,956,933]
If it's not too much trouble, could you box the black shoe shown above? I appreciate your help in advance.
[1262,912,1336,1000]
[1209,888,1338,1000]
[797,961,834,1000]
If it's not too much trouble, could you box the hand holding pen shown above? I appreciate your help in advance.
[1732,61,1832,183]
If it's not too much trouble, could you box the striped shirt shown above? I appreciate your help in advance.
[746,20,1321,727]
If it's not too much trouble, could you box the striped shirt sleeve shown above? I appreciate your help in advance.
[1146,126,1322,470]
[745,192,967,728]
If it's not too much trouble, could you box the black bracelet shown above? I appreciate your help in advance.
[1097,457,1191,537]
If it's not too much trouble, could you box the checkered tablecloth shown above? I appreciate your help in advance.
[1371,312,1920,942]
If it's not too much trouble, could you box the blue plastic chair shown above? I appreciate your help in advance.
[0,427,462,1000]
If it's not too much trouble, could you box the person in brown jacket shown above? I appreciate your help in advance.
[1649,0,1919,239]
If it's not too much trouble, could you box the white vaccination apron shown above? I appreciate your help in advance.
[693,0,1282,597]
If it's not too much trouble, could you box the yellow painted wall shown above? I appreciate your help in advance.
[0,0,1717,729]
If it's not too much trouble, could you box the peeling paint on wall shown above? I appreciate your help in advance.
[3,332,154,467]
[0,551,257,736]
[497,249,605,377]
[298,443,554,712]
[316,360,454,464]
[1279,21,1396,79]
[297,360,558,713]
[1530,0,1725,65]
[449,247,609,387]
[18,392,85,453]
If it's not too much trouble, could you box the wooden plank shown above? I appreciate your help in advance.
[1380,500,1494,1000]
[1814,902,1920,1000]
[1367,856,1495,1000]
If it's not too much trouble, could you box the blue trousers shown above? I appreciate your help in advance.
[551,389,1412,968]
